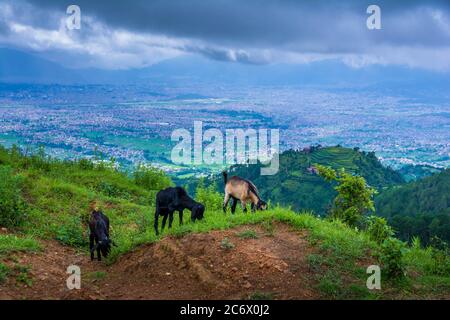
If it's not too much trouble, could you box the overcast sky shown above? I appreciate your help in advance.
[0,0,449,70]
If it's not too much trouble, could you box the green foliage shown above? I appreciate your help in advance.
[0,166,27,228]
[55,215,87,247]
[14,264,32,286]
[0,145,448,298]
[236,229,258,239]
[316,165,376,226]
[249,292,274,300]
[0,262,11,283]
[366,216,394,244]
[380,238,406,279]
[86,271,107,280]
[0,234,41,256]
[133,164,172,191]
[376,169,450,246]
[195,180,223,211]
[220,237,235,250]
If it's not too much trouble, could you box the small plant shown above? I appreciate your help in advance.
[0,263,11,284]
[14,264,32,287]
[221,237,235,250]
[55,215,87,247]
[308,254,325,272]
[249,291,274,300]
[380,238,405,279]
[261,219,275,237]
[86,271,107,280]
[237,229,258,239]
[366,216,394,244]
[427,236,450,276]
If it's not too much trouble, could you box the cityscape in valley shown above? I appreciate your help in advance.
[1,83,449,177]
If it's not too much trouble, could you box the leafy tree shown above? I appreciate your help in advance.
[316,165,377,226]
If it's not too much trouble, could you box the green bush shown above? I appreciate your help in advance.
[316,165,376,227]
[55,215,88,247]
[195,181,223,211]
[0,166,27,228]
[427,236,450,276]
[380,238,406,279]
[133,165,172,191]
[366,216,394,244]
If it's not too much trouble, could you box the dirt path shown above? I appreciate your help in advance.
[0,223,320,300]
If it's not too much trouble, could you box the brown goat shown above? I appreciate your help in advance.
[222,171,267,214]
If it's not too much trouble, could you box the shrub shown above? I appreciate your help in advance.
[55,215,88,247]
[221,237,235,250]
[195,181,223,211]
[133,165,172,191]
[427,236,450,276]
[366,216,394,244]
[316,165,376,227]
[380,238,405,279]
[0,166,27,228]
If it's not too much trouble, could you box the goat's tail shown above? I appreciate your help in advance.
[222,171,228,184]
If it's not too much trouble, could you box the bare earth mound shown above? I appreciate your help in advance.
[0,223,320,300]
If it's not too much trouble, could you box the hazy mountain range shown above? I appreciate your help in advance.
[2,47,450,91]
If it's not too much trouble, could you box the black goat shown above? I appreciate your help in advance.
[89,210,113,261]
[154,187,205,235]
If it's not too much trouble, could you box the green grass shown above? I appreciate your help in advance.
[0,235,41,256]
[14,264,32,287]
[249,291,274,300]
[236,229,258,239]
[86,271,107,280]
[0,263,11,283]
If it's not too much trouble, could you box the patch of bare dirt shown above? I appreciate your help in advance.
[0,223,320,300]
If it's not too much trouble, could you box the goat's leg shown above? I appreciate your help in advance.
[231,198,238,214]
[161,214,168,231]
[89,234,95,261]
[223,193,231,213]
[251,203,256,213]
[179,210,183,225]
[96,239,101,261]
[154,209,160,236]
[168,211,174,229]
[241,200,248,213]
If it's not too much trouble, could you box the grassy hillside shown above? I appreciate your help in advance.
[376,170,450,246]
[202,146,404,214]
[0,145,172,259]
[0,145,448,299]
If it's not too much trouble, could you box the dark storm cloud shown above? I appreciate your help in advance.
[1,0,450,69]
[21,0,450,50]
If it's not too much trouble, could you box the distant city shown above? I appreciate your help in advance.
[0,83,449,176]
